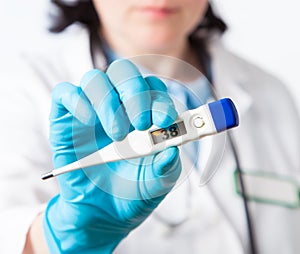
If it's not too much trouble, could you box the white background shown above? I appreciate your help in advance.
[214,0,300,110]
[1,0,299,109]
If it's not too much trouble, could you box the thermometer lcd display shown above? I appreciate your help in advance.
[150,121,187,144]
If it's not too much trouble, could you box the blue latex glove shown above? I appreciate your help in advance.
[43,59,182,253]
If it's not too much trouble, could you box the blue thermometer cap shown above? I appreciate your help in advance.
[208,98,239,132]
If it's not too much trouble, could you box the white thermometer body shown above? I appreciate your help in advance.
[42,98,239,180]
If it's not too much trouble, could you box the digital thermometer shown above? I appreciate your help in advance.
[42,98,239,180]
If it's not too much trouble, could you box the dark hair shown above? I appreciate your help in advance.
[49,0,99,33]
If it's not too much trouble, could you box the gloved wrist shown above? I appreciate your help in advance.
[43,195,125,254]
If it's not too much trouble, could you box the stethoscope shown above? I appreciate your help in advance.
[88,33,257,254]
[205,52,257,254]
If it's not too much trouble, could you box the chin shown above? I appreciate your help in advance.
[134,32,183,54]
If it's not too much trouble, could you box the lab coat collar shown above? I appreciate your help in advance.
[208,37,253,117]
[55,26,96,85]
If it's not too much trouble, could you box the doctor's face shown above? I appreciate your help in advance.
[93,0,208,54]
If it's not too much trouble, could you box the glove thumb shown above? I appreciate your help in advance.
[141,147,181,200]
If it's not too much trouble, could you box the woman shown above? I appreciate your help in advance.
[1,0,299,253]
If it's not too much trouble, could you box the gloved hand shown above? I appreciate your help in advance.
[43,59,182,253]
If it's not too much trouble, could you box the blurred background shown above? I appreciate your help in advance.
[1,0,299,109]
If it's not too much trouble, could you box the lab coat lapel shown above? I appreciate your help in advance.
[199,38,254,186]
[197,40,256,250]
[58,27,98,84]
[208,38,253,116]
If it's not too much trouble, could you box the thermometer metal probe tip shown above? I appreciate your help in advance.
[41,172,54,180]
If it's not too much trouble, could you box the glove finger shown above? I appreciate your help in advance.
[145,76,178,128]
[50,82,96,125]
[80,69,131,141]
[106,59,152,131]
[140,147,181,200]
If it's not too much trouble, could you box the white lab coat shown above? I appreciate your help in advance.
[0,25,299,254]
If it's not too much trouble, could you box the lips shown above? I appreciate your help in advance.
[138,6,179,18]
